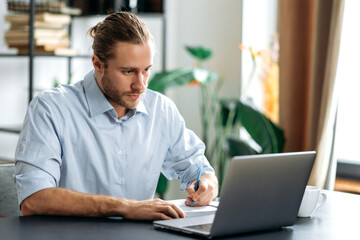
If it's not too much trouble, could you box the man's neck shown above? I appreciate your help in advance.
[108,99,128,119]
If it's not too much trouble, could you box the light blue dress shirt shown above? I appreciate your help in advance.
[14,70,214,205]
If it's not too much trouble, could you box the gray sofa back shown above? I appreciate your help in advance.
[0,163,22,217]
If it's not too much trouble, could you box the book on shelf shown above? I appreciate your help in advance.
[9,21,66,29]
[5,29,68,39]
[6,37,70,47]
[8,43,70,51]
[16,46,78,56]
[7,1,82,15]
[5,13,71,25]
[3,11,78,57]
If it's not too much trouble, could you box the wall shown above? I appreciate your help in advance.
[164,0,242,199]
[165,0,242,136]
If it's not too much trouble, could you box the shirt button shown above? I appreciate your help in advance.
[118,150,123,155]
[116,179,122,185]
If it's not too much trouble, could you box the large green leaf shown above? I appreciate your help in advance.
[185,46,212,61]
[224,135,259,157]
[220,98,285,154]
[155,173,168,199]
[148,67,219,93]
[148,67,194,93]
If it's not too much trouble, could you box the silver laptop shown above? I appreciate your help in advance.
[154,151,316,238]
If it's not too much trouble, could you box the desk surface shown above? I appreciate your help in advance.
[1,190,359,240]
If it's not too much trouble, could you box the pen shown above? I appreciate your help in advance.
[191,165,203,206]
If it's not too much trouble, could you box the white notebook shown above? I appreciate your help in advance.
[166,199,218,218]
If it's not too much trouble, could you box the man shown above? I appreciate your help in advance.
[14,12,218,220]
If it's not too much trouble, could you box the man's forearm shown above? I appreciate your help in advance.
[21,188,129,217]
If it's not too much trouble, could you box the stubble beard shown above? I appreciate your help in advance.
[101,72,144,110]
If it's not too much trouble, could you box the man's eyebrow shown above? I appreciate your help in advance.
[117,65,152,70]
[118,67,136,70]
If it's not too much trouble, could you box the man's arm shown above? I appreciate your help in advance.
[21,188,185,220]
[185,173,218,207]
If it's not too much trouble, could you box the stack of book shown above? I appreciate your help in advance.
[7,1,82,15]
[4,12,77,56]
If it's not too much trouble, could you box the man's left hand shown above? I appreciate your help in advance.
[185,174,218,207]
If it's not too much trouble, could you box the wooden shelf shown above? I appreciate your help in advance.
[0,53,91,58]
[0,126,21,134]
[0,160,13,164]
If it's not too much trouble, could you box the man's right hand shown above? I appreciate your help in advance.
[123,198,186,220]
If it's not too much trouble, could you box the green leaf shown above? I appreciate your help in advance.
[219,98,239,126]
[148,67,219,93]
[185,46,212,61]
[53,79,60,88]
[237,101,285,153]
[204,69,219,83]
[220,98,285,154]
[148,67,194,93]
[155,174,168,199]
[67,73,72,85]
[224,135,259,157]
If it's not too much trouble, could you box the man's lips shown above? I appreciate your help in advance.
[127,92,143,100]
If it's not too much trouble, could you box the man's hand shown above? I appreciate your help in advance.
[185,174,218,207]
[21,188,185,220]
[123,198,186,220]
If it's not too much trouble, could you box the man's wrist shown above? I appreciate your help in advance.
[103,196,130,217]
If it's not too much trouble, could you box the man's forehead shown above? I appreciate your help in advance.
[113,40,155,51]
[105,41,154,67]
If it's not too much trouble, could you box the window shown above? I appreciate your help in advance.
[334,0,360,178]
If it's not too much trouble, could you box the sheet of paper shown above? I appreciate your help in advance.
[166,199,218,217]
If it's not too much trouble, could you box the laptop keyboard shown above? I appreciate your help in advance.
[184,223,213,233]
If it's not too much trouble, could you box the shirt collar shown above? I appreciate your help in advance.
[136,99,148,115]
[83,70,113,117]
[83,70,149,118]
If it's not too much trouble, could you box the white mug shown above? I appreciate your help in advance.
[298,185,327,217]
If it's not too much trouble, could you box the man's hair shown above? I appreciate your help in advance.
[88,12,154,64]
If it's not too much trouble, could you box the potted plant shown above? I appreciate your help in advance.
[149,46,285,196]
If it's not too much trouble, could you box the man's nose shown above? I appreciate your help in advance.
[132,72,146,91]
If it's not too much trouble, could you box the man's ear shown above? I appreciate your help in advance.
[92,55,104,73]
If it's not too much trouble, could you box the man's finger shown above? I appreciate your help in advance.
[160,203,186,219]
[185,197,192,206]
[192,180,208,201]
[154,212,172,220]
[186,184,195,196]
[164,206,179,218]
[169,203,186,218]
[196,190,212,205]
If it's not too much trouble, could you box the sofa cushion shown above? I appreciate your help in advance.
[0,163,22,217]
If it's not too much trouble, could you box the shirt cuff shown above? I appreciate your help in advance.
[14,168,57,206]
[180,165,215,191]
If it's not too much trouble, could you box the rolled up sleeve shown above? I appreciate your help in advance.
[14,96,62,206]
[14,162,58,206]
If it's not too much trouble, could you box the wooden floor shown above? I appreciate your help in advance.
[335,178,360,194]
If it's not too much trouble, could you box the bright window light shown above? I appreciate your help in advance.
[334,0,360,164]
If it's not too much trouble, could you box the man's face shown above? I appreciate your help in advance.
[95,41,154,116]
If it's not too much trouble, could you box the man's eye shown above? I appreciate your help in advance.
[124,70,133,75]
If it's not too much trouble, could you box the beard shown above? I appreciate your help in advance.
[101,71,144,110]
